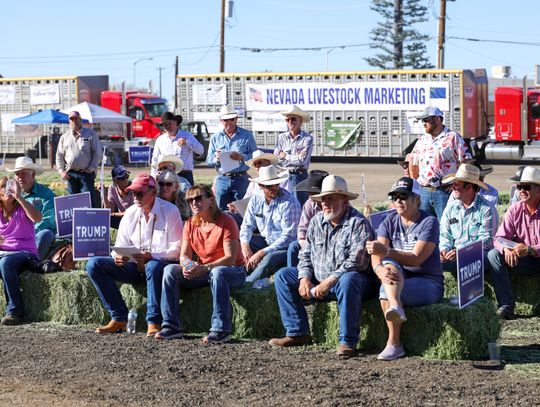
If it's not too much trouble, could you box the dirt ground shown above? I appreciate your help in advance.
[1,318,539,407]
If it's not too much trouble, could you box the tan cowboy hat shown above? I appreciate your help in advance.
[311,175,358,201]
[156,154,184,172]
[281,105,311,124]
[249,165,288,186]
[219,104,239,120]
[442,163,488,190]
[246,150,279,168]
[5,156,44,175]
[512,166,540,185]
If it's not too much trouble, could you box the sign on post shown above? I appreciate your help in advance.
[72,208,111,260]
[369,209,396,236]
[54,192,92,238]
[456,240,484,309]
[128,146,153,164]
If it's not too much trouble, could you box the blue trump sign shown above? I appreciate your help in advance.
[54,192,92,238]
[369,209,396,236]
[72,208,111,260]
[128,146,153,163]
[456,240,484,309]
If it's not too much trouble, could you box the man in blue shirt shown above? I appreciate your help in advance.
[207,105,258,210]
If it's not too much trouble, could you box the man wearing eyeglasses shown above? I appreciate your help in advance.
[409,106,471,220]
[487,166,540,320]
[86,173,183,336]
[274,105,313,207]
[207,104,258,210]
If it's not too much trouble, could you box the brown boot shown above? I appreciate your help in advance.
[268,335,312,347]
[146,323,161,337]
[95,320,127,334]
[337,343,356,359]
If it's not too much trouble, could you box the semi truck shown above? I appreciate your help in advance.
[176,69,540,160]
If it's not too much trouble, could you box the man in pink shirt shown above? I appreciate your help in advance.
[487,166,540,319]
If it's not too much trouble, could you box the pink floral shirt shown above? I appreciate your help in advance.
[411,127,471,187]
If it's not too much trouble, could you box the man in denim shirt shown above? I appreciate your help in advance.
[240,165,301,283]
[207,105,257,210]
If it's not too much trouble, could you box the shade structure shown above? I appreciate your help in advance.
[61,102,132,124]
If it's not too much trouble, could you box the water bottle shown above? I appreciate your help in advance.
[310,287,317,298]
[5,179,16,197]
[181,258,197,271]
[252,277,270,289]
[127,308,137,333]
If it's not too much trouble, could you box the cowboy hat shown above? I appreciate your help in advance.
[295,170,329,193]
[5,156,44,175]
[246,150,279,168]
[281,105,311,123]
[397,153,413,169]
[249,165,288,186]
[311,175,358,201]
[442,163,488,190]
[512,166,540,185]
[156,154,184,172]
[219,104,239,120]
[507,165,527,183]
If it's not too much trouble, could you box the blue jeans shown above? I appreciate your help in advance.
[487,248,540,309]
[287,240,301,268]
[275,267,379,346]
[215,174,250,211]
[0,252,37,316]
[35,229,55,260]
[419,187,450,220]
[246,235,288,283]
[160,264,246,333]
[67,170,96,195]
[288,172,308,207]
[86,256,170,324]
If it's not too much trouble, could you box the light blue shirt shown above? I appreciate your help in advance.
[274,130,313,170]
[206,126,257,174]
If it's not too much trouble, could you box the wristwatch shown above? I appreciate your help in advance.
[527,246,533,255]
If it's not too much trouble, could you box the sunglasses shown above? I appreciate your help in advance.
[158,166,175,172]
[422,117,436,124]
[390,193,410,202]
[158,181,174,187]
[285,117,298,123]
[186,195,206,204]
[516,184,533,191]
[115,174,129,181]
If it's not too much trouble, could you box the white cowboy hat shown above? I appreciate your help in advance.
[5,156,44,175]
[281,105,311,124]
[249,165,288,186]
[513,166,540,185]
[219,104,239,120]
[246,150,279,168]
[311,175,358,201]
[156,154,184,172]
[442,163,488,190]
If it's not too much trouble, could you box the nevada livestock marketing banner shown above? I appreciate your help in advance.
[54,192,92,238]
[456,240,484,309]
[245,82,450,111]
[72,208,111,260]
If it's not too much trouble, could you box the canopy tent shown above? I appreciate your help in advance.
[12,109,89,124]
[60,102,132,124]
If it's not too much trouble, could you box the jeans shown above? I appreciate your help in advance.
[67,170,96,195]
[86,256,170,323]
[487,248,540,309]
[287,240,301,268]
[419,187,450,220]
[288,172,308,207]
[215,174,250,211]
[35,229,56,260]
[274,267,379,346]
[160,264,246,333]
[246,235,288,283]
[0,252,37,316]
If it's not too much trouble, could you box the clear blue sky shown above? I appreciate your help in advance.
[1,0,538,104]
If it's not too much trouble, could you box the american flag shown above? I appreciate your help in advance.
[249,87,262,102]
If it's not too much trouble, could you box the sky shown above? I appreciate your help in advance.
[1,0,539,105]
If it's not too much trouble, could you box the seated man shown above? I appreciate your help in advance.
[155,154,191,192]
[270,175,378,358]
[487,166,540,319]
[439,163,498,271]
[447,160,498,206]
[86,173,183,336]
[240,165,300,283]
[103,165,134,229]
[7,156,56,259]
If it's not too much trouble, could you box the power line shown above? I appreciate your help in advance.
[448,36,540,47]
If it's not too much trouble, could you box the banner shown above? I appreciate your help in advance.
[128,145,153,163]
[245,81,449,111]
[72,208,111,260]
[193,85,227,105]
[369,209,396,236]
[1,113,27,132]
[456,240,484,309]
[30,84,60,105]
[54,192,92,238]
[251,111,288,132]
[193,112,222,134]
[0,85,16,105]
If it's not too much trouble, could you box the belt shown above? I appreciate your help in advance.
[288,168,307,174]
[421,184,447,192]
[222,171,247,177]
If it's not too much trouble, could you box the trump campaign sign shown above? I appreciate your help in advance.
[54,192,92,238]
[72,208,111,260]
[456,240,484,309]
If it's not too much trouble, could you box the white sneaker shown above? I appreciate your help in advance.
[378,344,406,361]
[385,305,407,323]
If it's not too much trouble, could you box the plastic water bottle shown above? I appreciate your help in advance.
[252,277,271,289]
[181,258,197,270]
[127,308,137,334]
[309,287,317,298]
[5,179,16,197]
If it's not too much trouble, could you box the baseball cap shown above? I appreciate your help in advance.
[111,165,130,180]
[388,177,422,197]
[126,173,156,192]
[416,107,444,120]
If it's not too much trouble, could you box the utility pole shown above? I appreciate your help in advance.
[437,0,447,69]
[220,0,226,72]
[394,0,403,69]
[157,67,164,97]
[174,56,179,111]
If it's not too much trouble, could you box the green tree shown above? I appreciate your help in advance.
[366,0,434,69]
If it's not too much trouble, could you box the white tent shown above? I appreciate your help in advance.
[61,102,132,124]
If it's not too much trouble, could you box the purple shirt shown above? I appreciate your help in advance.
[297,198,321,241]
[494,200,540,256]
[0,205,38,256]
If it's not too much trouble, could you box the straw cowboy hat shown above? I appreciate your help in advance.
[442,163,488,190]
[219,104,239,120]
[281,105,311,123]
[5,156,44,175]
[249,165,288,186]
[311,175,358,201]
[511,166,540,185]
[246,150,279,168]
[156,154,184,172]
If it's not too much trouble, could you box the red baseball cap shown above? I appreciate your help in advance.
[126,173,156,192]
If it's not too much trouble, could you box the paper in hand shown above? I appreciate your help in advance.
[220,151,241,173]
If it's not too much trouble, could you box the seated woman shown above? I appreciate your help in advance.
[156,185,246,343]
[155,154,191,192]
[0,176,42,325]
[103,165,134,229]
[366,177,443,361]
[157,170,191,221]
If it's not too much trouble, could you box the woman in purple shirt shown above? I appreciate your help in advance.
[0,176,42,325]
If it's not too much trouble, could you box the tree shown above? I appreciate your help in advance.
[366,0,434,70]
